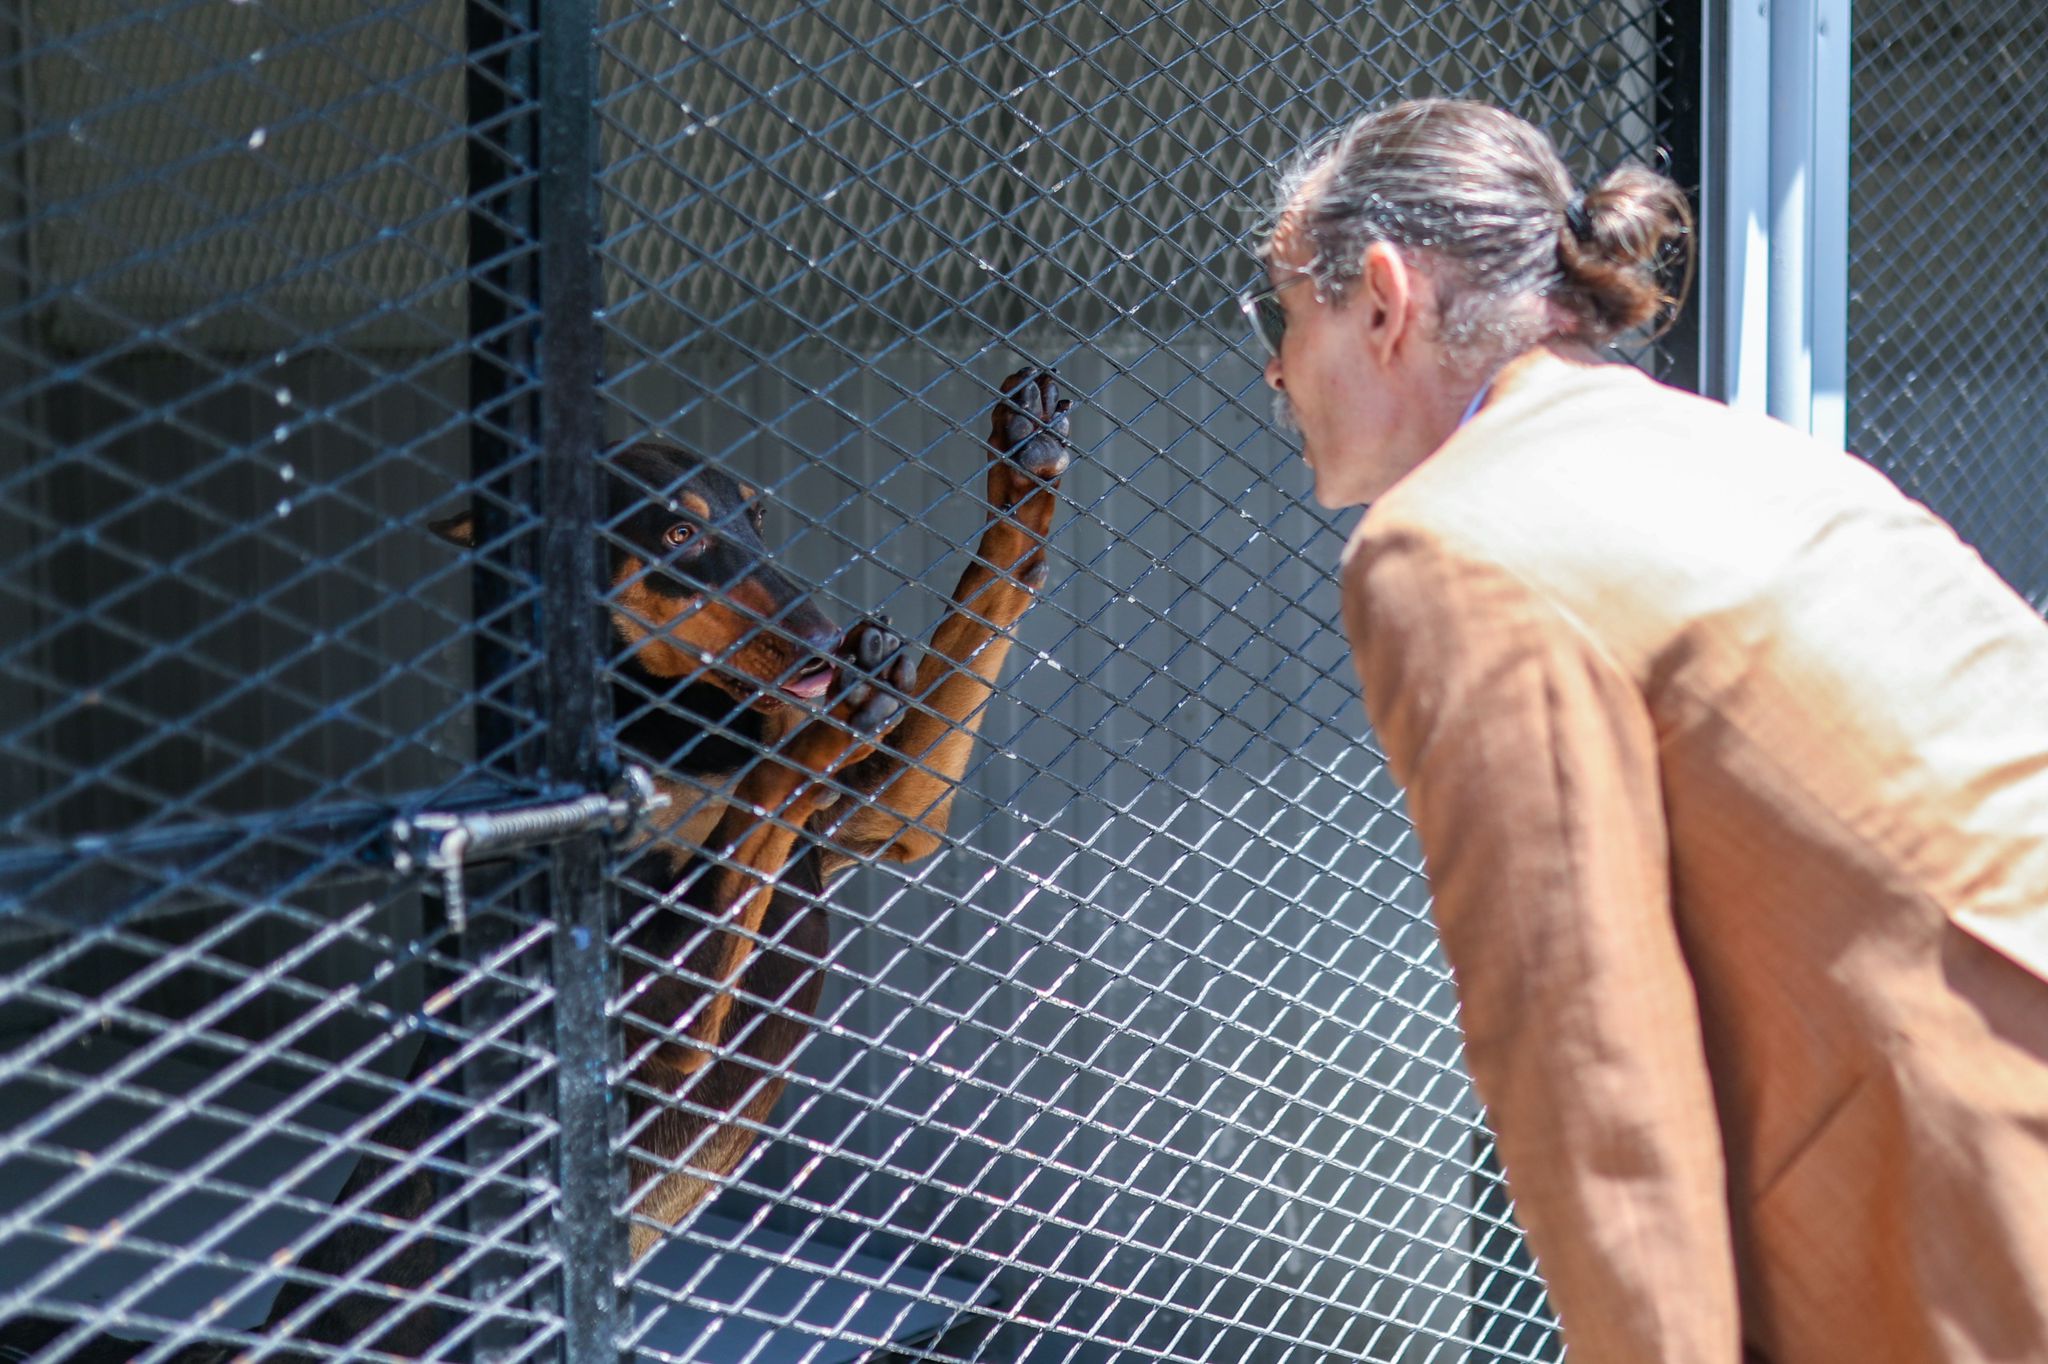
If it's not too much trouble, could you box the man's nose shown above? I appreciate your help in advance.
[1264,352,1284,392]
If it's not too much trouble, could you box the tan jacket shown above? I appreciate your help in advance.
[1343,360,2048,1363]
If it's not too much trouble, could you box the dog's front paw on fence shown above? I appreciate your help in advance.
[987,368,1074,510]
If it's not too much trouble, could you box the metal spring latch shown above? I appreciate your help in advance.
[391,766,664,934]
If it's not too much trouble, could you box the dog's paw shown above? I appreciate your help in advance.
[987,369,1073,508]
[831,616,916,739]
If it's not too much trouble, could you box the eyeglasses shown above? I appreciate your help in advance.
[1236,270,1312,360]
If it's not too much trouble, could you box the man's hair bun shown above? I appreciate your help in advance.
[1554,164,1694,343]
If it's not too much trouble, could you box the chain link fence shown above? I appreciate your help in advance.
[1848,0,2048,609]
[0,2,1695,1359]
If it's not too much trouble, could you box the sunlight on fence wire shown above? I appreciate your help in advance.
[0,1,1696,1359]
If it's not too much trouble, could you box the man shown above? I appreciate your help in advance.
[1253,98,2048,1361]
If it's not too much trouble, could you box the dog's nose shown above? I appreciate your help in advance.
[771,612,843,700]
[789,614,839,657]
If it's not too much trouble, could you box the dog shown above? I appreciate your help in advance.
[599,368,1073,1261]
[0,370,1073,1361]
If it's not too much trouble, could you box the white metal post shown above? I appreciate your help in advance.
[1808,0,1851,448]
[1703,0,1850,442]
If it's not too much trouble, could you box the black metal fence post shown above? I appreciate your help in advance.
[459,0,619,1353]
[535,0,624,1357]
[1657,0,1708,392]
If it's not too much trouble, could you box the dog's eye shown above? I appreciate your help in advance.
[749,503,765,531]
[663,523,696,549]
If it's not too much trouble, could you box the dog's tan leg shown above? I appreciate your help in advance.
[623,1038,803,1260]
[828,370,1073,865]
[667,765,823,1069]
[669,618,908,1059]
[618,616,912,1260]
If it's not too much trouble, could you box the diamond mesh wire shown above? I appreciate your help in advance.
[597,3,1686,1361]
[0,1,494,838]
[1847,0,2048,610]
[0,2,567,1358]
[0,0,1695,1359]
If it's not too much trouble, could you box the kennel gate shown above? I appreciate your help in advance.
[0,2,1698,1360]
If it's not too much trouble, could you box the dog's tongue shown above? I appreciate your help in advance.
[781,664,834,699]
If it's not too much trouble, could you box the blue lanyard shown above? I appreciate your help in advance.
[1457,380,1493,430]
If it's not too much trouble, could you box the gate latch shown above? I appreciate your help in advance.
[391,766,665,934]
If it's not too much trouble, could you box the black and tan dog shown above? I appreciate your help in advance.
[599,369,1072,1257]
[0,371,1073,1362]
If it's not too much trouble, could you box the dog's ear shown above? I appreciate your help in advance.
[428,509,476,547]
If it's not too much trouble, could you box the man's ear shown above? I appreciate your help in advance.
[428,509,476,547]
[1359,240,1415,365]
